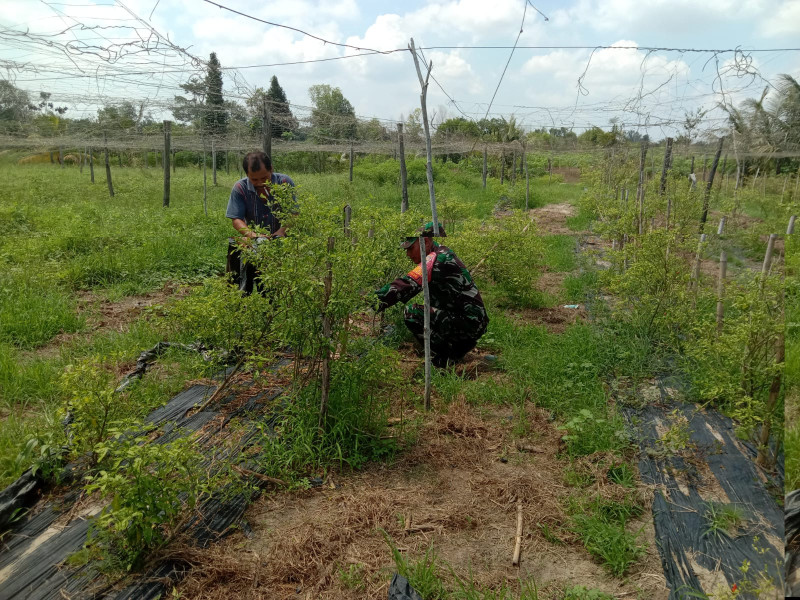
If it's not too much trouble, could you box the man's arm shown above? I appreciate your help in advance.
[232,218,264,239]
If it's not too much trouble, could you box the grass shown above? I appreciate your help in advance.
[702,502,747,539]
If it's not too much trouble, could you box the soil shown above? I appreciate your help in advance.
[529,203,578,235]
[550,167,581,184]
[172,399,668,600]
[508,305,587,334]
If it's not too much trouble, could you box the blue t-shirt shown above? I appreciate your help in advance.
[225,173,296,235]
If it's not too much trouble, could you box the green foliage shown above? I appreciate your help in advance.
[308,84,357,141]
[702,502,747,539]
[387,538,447,600]
[607,462,636,487]
[570,495,646,577]
[558,408,629,458]
[450,212,544,308]
[563,585,613,600]
[85,434,223,572]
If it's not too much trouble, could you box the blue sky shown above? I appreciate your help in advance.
[2,0,799,138]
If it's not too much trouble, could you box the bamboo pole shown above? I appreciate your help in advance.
[319,236,335,429]
[398,123,409,213]
[788,215,796,235]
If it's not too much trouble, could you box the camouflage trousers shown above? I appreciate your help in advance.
[404,304,487,367]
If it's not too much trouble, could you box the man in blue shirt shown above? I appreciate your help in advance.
[225,151,296,293]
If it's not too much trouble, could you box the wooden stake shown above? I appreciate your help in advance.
[788,215,796,235]
[512,501,523,566]
[761,234,776,280]
[80,146,85,174]
[659,137,673,196]
[103,133,114,197]
[408,38,439,235]
[202,145,208,217]
[420,234,432,410]
[319,237,335,429]
[89,148,94,183]
[716,251,726,336]
[398,123,409,213]
[756,326,784,470]
[699,137,724,233]
[636,141,648,235]
[212,139,217,186]
[482,145,488,189]
[512,150,517,185]
[349,144,354,182]
[343,205,351,237]
[59,146,63,168]
[524,143,530,210]
[717,217,725,235]
[163,120,171,208]
[501,152,505,184]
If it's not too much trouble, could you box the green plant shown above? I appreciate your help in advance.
[386,535,447,600]
[558,408,629,457]
[338,563,366,591]
[659,409,692,454]
[702,502,747,539]
[85,433,225,572]
[571,513,645,577]
[607,462,636,487]
[563,585,613,600]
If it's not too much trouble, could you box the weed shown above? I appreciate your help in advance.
[607,462,636,487]
[338,563,366,591]
[659,410,692,454]
[563,585,614,600]
[571,513,645,577]
[702,502,747,539]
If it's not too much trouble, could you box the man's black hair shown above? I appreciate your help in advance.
[243,151,273,174]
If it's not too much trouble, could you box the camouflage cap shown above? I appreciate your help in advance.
[399,221,446,248]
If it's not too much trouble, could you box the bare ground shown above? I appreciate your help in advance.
[529,203,580,236]
[171,399,667,600]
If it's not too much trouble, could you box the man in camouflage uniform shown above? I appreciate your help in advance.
[374,222,488,367]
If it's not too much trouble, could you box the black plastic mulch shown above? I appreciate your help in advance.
[624,375,784,599]
[0,357,291,600]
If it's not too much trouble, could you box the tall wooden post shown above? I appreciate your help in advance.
[202,144,208,217]
[420,233,432,411]
[524,143,530,210]
[80,146,85,174]
[636,141,648,235]
[789,215,797,235]
[501,152,505,185]
[511,151,517,185]
[409,37,439,235]
[349,144,354,182]
[699,137,724,233]
[163,120,171,208]
[262,99,272,158]
[89,148,94,183]
[58,146,63,168]
[659,137,673,196]
[716,251,727,336]
[212,139,217,186]
[398,123,409,213]
[103,133,114,197]
[482,145,487,189]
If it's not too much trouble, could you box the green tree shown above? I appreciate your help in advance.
[246,76,298,138]
[0,81,32,134]
[203,52,227,136]
[97,101,152,131]
[309,84,356,142]
[357,117,389,141]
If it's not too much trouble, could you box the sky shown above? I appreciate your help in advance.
[1,0,800,139]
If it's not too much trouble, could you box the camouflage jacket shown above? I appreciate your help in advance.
[375,244,488,331]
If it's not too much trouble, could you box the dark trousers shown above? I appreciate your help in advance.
[404,304,486,367]
[226,239,261,296]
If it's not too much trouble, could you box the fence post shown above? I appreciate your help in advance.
[482,145,487,189]
[212,139,217,186]
[761,234,776,280]
[398,123,409,213]
[699,137,724,233]
[659,137,673,196]
[716,250,727,336]
[343,205,351,237]
[103,133,114,197]
[202,143,208,217]
[89,147,94,183]
[636,141,648,235]
[319,236,335,429]
[349,144,354,182]
[80,146,85,174]
[717,217,726,235]
[163,120,171,208]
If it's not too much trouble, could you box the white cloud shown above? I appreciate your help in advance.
[758,0,800,37]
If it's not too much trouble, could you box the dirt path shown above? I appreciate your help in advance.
[529,202,580,235]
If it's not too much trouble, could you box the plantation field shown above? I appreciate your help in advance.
[0,149,790,598]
